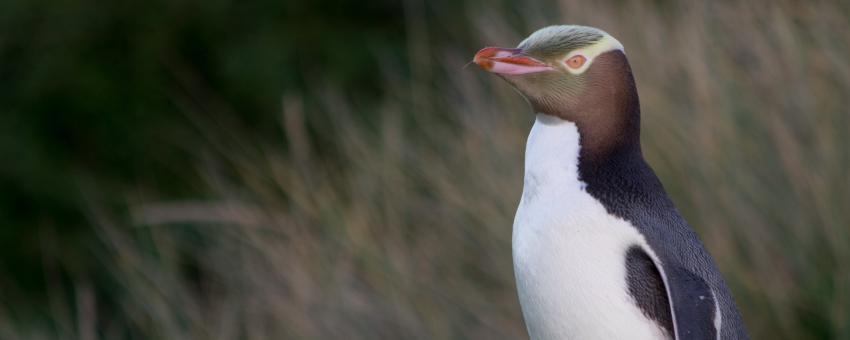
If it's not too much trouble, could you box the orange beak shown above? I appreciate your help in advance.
[473,47,554,75]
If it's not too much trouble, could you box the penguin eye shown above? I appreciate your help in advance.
[565,55,586,69]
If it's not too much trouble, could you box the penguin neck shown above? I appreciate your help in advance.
[524,99,672,217]
[572,104,643,177]
[524,112,653,212]
[531,103,643,185]
[525,111,641,177]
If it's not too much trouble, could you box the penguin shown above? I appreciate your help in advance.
[473,25,748,340]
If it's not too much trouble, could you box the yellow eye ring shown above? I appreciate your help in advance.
[566,55,586,69]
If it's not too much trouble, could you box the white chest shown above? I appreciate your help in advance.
[512,114,669,340]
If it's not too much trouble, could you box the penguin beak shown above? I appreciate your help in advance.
[473,47,554,75]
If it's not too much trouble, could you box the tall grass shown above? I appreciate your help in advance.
[3,0,849,339]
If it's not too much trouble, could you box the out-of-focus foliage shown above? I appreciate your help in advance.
[1,0,409,299]
[1,0,849,339]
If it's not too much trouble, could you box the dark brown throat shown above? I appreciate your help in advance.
[546,50,642,169]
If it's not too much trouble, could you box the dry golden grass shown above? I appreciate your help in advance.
[3,1,848,339]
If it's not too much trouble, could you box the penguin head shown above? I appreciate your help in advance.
[474,25,636,121]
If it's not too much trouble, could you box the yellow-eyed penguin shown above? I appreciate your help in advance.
[473,25,748,340]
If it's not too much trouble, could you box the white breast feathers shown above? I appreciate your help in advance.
[512,114,670,340]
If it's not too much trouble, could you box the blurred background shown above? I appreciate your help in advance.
[1,0,849,338]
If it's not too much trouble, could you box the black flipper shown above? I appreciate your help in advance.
[664,265,719,340]
[626,246,719,340]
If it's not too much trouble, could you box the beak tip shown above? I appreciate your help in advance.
[473,57,490,71]
[473,47,496,69]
